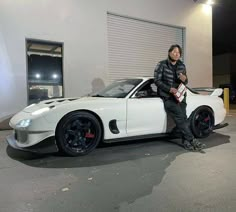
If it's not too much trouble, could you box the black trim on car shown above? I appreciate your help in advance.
[7,135,58,154]
[104,133,167,143]
[109,119,120,134]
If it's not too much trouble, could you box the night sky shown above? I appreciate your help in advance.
[213,0,236,55]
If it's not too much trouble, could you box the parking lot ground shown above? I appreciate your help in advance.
[0,114,236,212]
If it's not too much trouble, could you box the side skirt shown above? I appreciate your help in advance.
[212,123,228,130]
[104,133,168,143]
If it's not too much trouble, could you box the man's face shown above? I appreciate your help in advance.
[169,47,181,61]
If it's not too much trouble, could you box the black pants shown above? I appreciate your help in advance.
[164,99,194,142]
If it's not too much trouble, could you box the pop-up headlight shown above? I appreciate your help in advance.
[25,103,36,109]
[32,107,50,116]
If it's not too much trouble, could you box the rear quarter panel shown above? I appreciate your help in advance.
[186,93,226,125]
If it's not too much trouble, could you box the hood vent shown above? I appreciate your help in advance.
[45,101,54,104]
[44,98,78,106]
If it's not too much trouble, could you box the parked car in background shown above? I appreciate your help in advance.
[219,83,236,104]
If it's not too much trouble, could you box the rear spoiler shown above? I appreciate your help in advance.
[188,87,223,97]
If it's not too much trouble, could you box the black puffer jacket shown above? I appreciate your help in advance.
[154,59,188,99]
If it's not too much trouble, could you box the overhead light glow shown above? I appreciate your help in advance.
[206,0,214,5]
[52,74,58,79]
[35,73,41,79]
[202,4,212,15]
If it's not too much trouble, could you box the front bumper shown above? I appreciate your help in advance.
[6,134,58,154]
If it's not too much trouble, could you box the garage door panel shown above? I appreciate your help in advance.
[107,13,184,81]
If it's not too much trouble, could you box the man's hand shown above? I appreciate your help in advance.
[169,87,177,94]
[179,73,187,82]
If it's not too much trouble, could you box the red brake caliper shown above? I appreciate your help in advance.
[85,132,95,138]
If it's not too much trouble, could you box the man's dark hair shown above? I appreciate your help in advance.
[168,44,182,56]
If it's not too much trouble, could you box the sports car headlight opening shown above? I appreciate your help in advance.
[16,119,32,128]
[32,107,50,116]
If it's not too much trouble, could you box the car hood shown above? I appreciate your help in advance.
[23,97,122,113]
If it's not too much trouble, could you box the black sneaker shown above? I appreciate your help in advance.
[190,138,206,151]
[182,140,195,151]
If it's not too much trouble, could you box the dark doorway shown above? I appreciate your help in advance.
[26,39,63,105]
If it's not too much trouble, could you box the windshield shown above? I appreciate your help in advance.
[91,79,143,98]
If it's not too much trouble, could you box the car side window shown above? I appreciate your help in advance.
[105,83,136,97]
[135,81,158,98]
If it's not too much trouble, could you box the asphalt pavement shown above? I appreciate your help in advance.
[0,113,236,212]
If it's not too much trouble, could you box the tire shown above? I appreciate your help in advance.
[56,111,102,156]
[190,106,214,138]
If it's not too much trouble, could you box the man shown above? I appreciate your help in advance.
[154,44,205,151]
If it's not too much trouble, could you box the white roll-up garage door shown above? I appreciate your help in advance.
[107,13,185,82]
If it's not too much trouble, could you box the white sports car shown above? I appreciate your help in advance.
[7,77,227,156]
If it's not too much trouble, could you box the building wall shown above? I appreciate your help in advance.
[213,75,231,87]
[213,53,236,87]
[230,54,236,84]
[213,53,231,87]
[0,0,212,123]
[213,53,231,75]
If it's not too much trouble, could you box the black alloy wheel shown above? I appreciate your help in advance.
[56,111,102,156]
[190,107,214,138]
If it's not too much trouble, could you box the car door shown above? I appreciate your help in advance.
[126,81,167,136]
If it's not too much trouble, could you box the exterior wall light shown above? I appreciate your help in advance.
[193,0,214,5]
[206,0,214,5]
[202,3,212,15]
[193,0,214,15]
